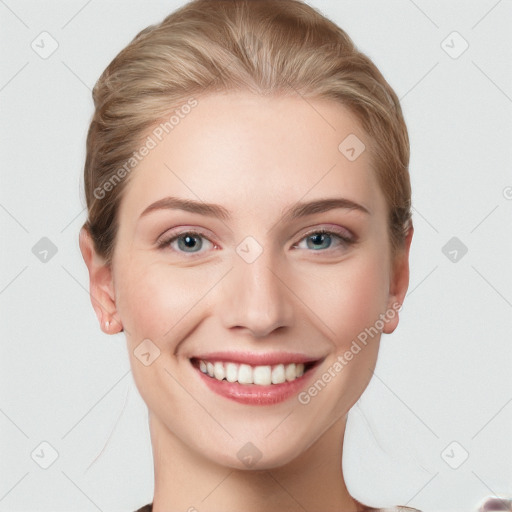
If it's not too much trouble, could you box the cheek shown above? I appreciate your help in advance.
[305,251,390,348]
[113,259,211,408]
[294,254,389,415]
[114,256,216,345]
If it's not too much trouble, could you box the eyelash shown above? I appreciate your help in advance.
[156,227,355,256]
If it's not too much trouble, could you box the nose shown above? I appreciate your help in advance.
[219,247,295,338]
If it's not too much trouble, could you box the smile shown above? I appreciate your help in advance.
[195,359,310,385]
[189,353,323,405]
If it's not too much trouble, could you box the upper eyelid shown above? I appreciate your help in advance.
[299,226,353,240]
[157,227,214,245]
[158,225,352,241]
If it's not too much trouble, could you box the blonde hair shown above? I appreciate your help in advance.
[82,0,412,264]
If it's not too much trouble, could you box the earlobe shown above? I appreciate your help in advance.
[382,225,414,335]
[79,227,123,334]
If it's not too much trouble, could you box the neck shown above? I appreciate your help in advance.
[149,412,363,512]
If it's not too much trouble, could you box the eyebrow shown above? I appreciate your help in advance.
[139,196,371,222]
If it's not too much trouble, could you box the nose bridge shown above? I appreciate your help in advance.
[220,242,294,337]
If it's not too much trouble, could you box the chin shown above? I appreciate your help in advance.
[189,431,311,472]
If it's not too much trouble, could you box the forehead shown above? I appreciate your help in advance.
[118,91,386,224]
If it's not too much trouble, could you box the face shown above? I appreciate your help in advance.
[83,91,411,470]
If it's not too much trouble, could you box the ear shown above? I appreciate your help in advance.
[382,225,414,335]
[79,227,123,334]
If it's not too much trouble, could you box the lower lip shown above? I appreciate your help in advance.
[193,363,319,405]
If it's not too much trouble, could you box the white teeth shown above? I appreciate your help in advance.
[271,364,286,384]
[213,362,225,380]
[197,360,308,385]
[285,363,296,381]
[253,365,272,386]
[225,362,238,382]
[238,364,253,384]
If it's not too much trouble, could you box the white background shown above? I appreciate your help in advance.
[1,1,511,511]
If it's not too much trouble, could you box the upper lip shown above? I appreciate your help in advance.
[190,351,324,366]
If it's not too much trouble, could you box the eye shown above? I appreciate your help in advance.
[292,228,354,252]
[157,230,215,255]
[157,227,355,256]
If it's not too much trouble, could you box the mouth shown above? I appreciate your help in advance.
[188,352,324,405]
[190,357,320,386]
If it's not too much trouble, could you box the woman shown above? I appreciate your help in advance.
[79,0,419,510]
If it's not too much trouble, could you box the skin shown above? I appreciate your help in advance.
[80,91,413,512]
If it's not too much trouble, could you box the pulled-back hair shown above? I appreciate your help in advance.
[82,0,411,264]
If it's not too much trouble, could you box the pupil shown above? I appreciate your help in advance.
[309,233,330,250]
[180,235,200,251]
